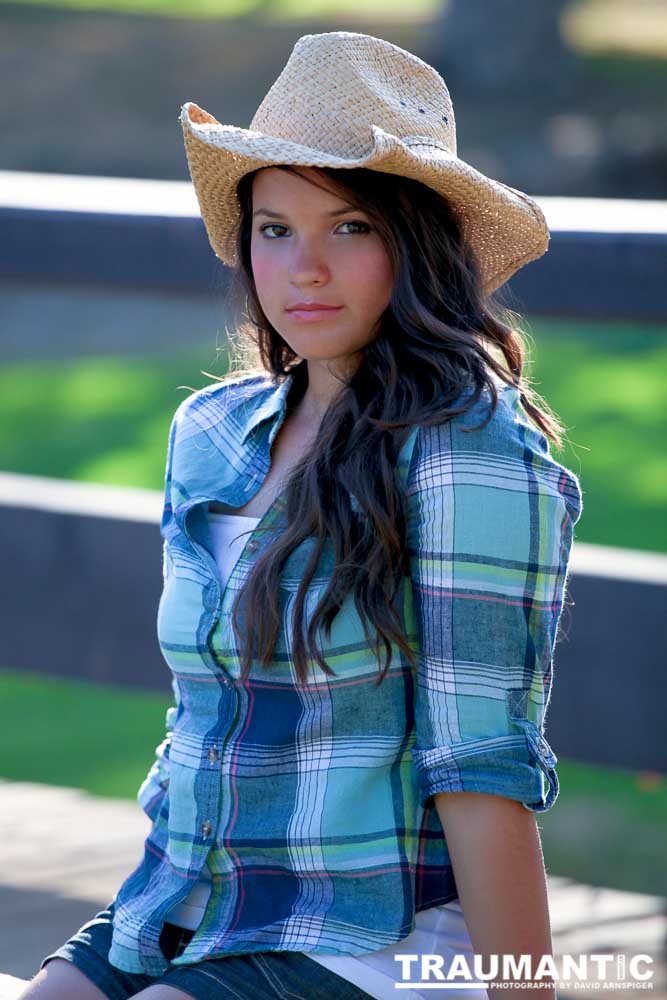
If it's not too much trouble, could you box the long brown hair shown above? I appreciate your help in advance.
[204,165,567,687]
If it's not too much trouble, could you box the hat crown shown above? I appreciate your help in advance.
[249,31,457,160]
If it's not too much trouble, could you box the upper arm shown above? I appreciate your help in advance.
[406,387,583,814]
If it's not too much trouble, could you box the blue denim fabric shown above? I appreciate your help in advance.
[40,899,374,1000]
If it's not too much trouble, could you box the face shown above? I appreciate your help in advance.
[249,167,394,369]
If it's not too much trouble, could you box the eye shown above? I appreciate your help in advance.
[259,223,288,238]
[259,220,371,239]
[337,220,370,234]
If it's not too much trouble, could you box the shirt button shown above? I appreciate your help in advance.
[207,747,219,765]
[201,820,212,838]
[246,539,259,553]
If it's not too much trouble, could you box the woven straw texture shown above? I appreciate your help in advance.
[179,31,549,296]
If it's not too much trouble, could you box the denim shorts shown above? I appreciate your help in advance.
[40,899,375,1000]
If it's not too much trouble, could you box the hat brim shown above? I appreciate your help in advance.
[180,101,549,296]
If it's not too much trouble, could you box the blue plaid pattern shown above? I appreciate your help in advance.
[108,372,583,975]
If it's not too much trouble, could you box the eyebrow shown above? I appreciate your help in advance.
[252,207,360,220]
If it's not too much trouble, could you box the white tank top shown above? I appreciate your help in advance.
[163,508,484,1000]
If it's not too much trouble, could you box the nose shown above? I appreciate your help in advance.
[288,239,330,286]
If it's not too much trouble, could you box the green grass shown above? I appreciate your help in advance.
[538,758,667,896]
[1,317,666,552]
[0,346,224,490]
[1,667,665,895]
[0,0,439,19]
[0,668,173,800]
[523,317,667,552]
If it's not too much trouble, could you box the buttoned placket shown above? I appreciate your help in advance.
[191,501,288,856]
[171,401,292,862]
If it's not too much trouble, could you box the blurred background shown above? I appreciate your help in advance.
[0,0,666,995]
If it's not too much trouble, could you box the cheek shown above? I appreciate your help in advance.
[345,245,393,307]
[250,244,276,295]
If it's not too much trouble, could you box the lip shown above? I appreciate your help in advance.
[286,305,344,322]
[286,302,343,311]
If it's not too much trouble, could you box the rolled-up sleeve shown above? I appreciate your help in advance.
[407,386,583,813]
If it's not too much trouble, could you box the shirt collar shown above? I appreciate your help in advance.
[239,372,295,445]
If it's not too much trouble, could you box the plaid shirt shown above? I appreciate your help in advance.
[109,371,583,975]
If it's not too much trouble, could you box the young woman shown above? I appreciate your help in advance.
[23,31,583,1000]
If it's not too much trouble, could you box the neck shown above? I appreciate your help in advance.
[296,355,362,421]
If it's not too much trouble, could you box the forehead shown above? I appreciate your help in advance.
[251,166,347,205]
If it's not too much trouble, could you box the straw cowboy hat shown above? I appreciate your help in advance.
[179,30,549,296]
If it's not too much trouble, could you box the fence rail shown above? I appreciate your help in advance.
[1,170,666,321]
[1,471,665,774]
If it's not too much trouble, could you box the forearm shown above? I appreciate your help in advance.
[434,791,556,1000]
